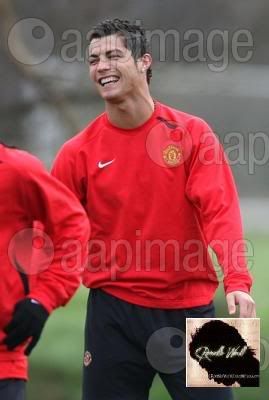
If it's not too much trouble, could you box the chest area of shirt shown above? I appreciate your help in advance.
[84,132,187,204]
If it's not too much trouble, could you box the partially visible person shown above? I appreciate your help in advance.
[0,142,90,400]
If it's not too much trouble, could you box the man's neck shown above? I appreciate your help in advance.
[105,95,155,129]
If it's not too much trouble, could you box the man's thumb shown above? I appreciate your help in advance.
[227,294,236,314]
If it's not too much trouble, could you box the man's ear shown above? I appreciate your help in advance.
[138,53,152,73]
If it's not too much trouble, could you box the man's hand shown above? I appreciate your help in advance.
[226,291,256,318]
[3,298,49,355]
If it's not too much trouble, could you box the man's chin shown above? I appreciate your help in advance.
[100,90,122,103]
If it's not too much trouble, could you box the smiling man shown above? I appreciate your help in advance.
[88,26,153,127]
[51,19,255,400]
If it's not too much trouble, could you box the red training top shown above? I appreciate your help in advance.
[52,101,252,309]
[0,144,90,379]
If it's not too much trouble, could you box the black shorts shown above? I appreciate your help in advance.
[0,379,26,400]
[82,289,233,400]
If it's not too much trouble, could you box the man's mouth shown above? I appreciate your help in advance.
[99,76,120,87]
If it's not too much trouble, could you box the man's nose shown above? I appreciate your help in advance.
[97,58,112,72]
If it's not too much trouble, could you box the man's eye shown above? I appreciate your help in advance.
[89,59,98,65]
[110,54,121,59]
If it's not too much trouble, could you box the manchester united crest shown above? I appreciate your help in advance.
[84,351,92,367]
[162,144,182,167]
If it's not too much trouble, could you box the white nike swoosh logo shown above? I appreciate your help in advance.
[98,159,115,169]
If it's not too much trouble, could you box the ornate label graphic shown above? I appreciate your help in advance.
[186,318,260,387]
[146,118,192,168]
[163,144,182,167]
[84,351,92,367]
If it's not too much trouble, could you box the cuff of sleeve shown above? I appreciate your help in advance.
[224,279,252,295]
[26,293,55,314]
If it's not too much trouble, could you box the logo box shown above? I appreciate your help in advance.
[186,318,260,387]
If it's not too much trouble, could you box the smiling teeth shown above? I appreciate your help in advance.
[100,76,119,86]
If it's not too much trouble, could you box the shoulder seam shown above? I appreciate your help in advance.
[63,114,105,155]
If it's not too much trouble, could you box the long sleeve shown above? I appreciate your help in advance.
[18,155,90,312]
[51,143,87,208]
[185,118,252,294]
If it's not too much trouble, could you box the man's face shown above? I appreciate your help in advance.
[88,34,145,102]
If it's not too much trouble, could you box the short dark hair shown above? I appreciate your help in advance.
[89,18,152,84]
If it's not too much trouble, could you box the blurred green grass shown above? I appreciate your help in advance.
[28,234,269,400]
